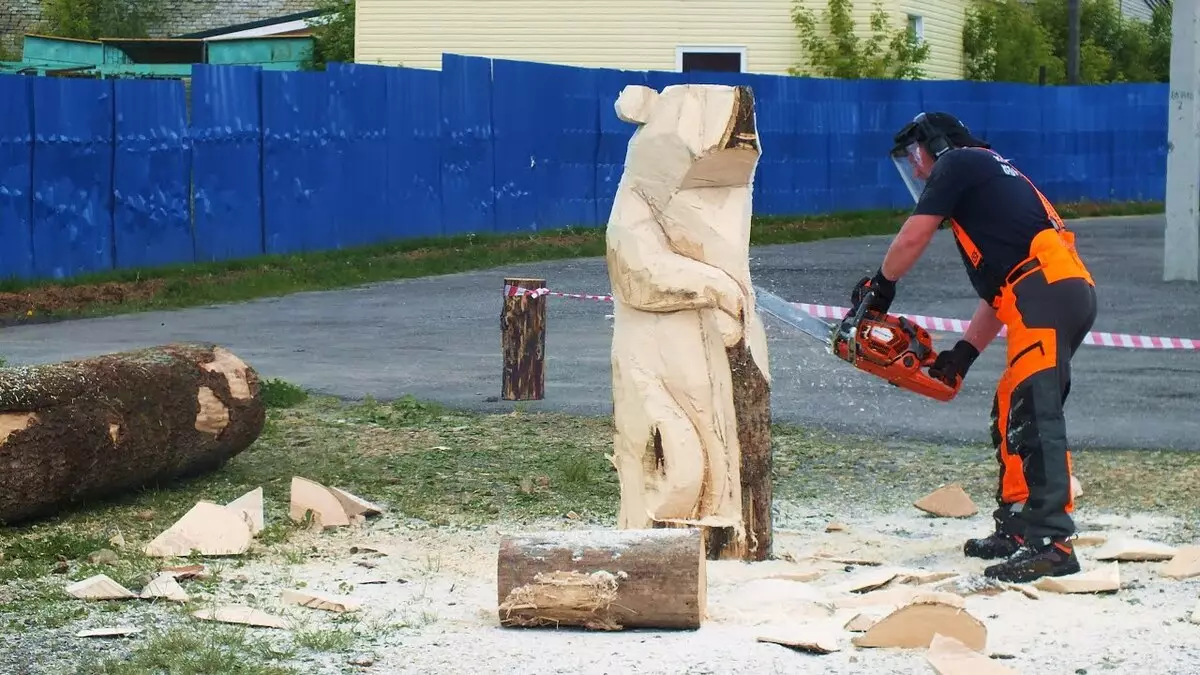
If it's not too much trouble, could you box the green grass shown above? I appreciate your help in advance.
[0,199,1163,324]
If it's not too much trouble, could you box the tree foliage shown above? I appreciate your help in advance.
[963,0,1172,84]
[789,0,931,80]
[38,0,166,40]
[306,0,355,71]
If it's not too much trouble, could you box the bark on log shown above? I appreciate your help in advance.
[605,83,772,562]
[496,528,705,630]
[500,277,546,401]
[0,343,266,525]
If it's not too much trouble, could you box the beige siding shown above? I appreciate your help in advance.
[898,0,969,80]
[356,0,961,78]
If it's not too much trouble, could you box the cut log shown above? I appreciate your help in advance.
[496,528,704,630]
[500,277,546,401]
[0,343,265,525]
[606,83,772,562]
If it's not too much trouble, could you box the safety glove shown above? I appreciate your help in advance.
[849,268,896,316]
[929,339,980,386]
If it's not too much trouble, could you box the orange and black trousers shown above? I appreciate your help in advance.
[988,228,1096,541]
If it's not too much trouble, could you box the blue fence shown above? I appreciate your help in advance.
[0,53,1170,282]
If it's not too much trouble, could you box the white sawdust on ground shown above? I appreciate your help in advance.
[186,500,1200,675]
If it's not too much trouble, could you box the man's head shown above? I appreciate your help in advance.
[890,112,989,201]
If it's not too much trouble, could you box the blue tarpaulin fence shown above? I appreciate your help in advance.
[0,52,1170,283]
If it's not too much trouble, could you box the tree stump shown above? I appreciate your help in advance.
[496,528,705,630]
[500,277,546,401]
[0,343,266,525]
[605,83,773,561]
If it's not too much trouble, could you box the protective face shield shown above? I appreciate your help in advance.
[891,140,931,203]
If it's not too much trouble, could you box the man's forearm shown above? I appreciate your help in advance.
[879,215,941,281]
[962,299,1003,352]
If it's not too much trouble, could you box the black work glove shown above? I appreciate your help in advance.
[929,339,980,386]
[849,268,896,316]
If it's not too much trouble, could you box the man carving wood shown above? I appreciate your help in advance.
[605,83,772,561]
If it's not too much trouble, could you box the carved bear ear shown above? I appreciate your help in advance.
[615,85,659,125]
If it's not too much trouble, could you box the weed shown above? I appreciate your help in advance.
[260,379,310,409]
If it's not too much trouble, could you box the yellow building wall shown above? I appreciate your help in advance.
[897,0,968,80]
[355,0,966,79]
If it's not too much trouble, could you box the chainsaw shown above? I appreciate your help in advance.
[753,285,962,402]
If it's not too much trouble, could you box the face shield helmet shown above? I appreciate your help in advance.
[890,138,932,203]
[890,112,988,203]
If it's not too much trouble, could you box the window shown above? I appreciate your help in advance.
[907,14,925,43]
[676,46,745,73]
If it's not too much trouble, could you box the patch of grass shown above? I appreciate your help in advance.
[75,624,301,675]
[0,199,1162,325]
[260,378,310,409]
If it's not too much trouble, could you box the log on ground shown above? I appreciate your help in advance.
[0,343,266,525]
[497,528,705,630]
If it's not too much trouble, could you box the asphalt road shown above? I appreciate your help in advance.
[1,215,1196,451]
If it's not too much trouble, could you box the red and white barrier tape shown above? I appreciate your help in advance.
[504,285,1199,351]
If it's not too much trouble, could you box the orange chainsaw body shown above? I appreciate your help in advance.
[831,311,961,402]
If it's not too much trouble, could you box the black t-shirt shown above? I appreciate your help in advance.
[911,147,1056,302]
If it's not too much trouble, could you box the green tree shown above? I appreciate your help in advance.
[789,0,931,79]
[38,0,166,40]
[1030,0,1167,83]
[306,0,356,70]
[962,0,1060,83]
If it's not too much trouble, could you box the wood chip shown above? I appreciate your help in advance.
[66,574,137,601]
[140,574,190,602]
[851,600,987,651]
[843,612,882,632]
[894,570,960,586]
[757,622,841,654]
[1190,599,1200,624]
[927,633,1018,674]
[160,564,210,580]
[1093,538,1177,562]
[289,476,351,528]
[1161,545,1200,580]
[810,553,884,566]
[76,626,142,638]
[192,605,289,629]
[1033,562,1120,594]
[329,487,383,517]
[824,521,847,532]
[1073,534,1107,548]
[143,501,252,557]
[1070,475,1083,499]
[281,589,363,613]
[225,487,265,536]
[913,484,978,518]
[834,568,902,594]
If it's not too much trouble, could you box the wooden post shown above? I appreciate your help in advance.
[500,277,546,401]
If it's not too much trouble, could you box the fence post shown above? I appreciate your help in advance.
[500,277,547,401]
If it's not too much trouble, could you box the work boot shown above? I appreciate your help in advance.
[983,537,1080,583]
[963,504,1025,560]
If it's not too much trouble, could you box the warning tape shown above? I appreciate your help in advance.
[503,284,1200,351]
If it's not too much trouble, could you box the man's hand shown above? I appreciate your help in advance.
[929,339,980,386]
[849,268,896,316]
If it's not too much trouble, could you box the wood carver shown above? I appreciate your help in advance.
[604,83,773,561]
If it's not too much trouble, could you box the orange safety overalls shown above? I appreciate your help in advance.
[948,157,1096,542]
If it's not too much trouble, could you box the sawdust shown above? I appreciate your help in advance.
[191,501,1200,674]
